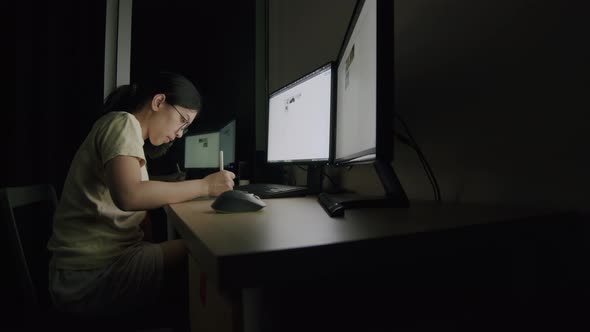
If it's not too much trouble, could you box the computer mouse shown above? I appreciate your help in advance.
[211,190,267,213]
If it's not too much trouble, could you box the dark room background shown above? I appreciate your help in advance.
[10,0,590,211]
[12,0,107,198]
[131,0,257,178]
[11,0,258,195]
[389,0,590,210]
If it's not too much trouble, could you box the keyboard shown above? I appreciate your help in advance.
[235,183,308,199]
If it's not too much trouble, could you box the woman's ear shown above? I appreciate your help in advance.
[152,94,166,111]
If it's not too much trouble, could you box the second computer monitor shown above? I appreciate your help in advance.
[267,63,333,164]
[334,0,395,167]
[185,119,236,169]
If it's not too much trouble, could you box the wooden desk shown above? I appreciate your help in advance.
[165,197,576,332]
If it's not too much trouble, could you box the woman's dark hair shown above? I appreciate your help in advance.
[103,71,202,158]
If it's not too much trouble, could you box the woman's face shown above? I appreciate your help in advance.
[150,96,197,146]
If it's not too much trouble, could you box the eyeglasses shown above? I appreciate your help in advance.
[170,104,190,134]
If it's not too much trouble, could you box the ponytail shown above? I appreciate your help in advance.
[103,84,138,113]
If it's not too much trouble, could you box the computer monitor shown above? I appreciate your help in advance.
[261,62,334,193]
[267,62,334,165]
[219,119,236,168]
[319,0,408,215]
[184,119,236,169]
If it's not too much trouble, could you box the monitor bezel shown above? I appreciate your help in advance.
[265,61,336,166]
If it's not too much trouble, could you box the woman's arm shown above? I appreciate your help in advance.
[105,155,235,211]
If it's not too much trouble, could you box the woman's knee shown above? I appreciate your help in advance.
[160,239,188,271]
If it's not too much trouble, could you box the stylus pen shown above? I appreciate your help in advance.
[219,150,224,172]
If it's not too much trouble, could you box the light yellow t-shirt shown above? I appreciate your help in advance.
[48,112,149,270]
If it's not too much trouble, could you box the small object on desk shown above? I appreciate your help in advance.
[211,190,266,213]
[318,192,345,217]
[219,150,224,172]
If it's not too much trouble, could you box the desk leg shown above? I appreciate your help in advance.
[167,218,178,240]
[242,288,262,332]
[188,255,243,332]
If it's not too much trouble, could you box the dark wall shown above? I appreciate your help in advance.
[131,0,256,177]
[268,0,356,92]
[389,0,590,209]
[11,0,106,197]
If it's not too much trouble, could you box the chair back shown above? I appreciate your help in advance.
[0,184,58,314]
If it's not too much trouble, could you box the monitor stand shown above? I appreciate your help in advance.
[318,160,409,217]
[305,165,324,195]
[235,165,325,199]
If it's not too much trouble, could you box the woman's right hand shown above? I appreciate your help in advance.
[204,170,236,196]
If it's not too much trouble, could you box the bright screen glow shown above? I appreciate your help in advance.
[335,0,377,162]
[267,64,332,163]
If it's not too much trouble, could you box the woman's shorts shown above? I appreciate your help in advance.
[48,241,164,317]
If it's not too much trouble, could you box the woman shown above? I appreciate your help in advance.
[47,71,235,330]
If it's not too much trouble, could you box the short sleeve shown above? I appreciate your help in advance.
[95,113,146,167]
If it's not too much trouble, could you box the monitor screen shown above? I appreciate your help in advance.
[184,120,235,168]
[267,63,333,164]
[219,120,236,167]
[335,0,380,164]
